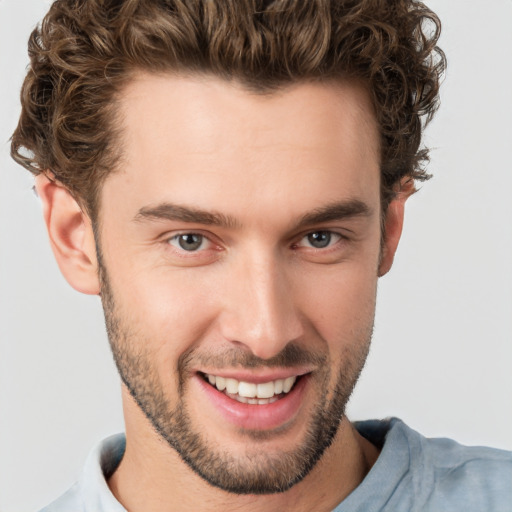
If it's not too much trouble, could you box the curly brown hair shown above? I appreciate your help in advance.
[11,0,445,219]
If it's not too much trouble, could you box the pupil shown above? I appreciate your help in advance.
[178,234,202,251]
[308,232,331,248]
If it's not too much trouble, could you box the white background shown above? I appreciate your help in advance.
[1,1,511,510]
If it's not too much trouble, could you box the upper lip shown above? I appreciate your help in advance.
[197,367,313,384]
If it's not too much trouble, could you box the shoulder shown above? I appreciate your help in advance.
[353,418,512,512]
[416,428,512,511]
[37,434,126,512]
[39,483,84,512]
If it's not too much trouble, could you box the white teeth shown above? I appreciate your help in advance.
[205,374,297,402]
[225,378,238,394]
[215,376,226,391]
[238,381,257,398]
[257,381,275,399]
[227,393,282,405]
[283,376,295,393]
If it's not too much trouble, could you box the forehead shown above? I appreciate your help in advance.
[101,73,381,225]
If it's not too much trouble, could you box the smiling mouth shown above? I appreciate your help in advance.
[201,373,300,405]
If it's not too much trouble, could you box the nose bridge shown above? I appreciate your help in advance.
[221,247,303,360]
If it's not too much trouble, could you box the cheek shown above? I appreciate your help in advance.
[106,262,222,362]
[295,263,378,348]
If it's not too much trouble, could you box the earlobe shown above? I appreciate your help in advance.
[35,174,100,295]
[378,178,415,277]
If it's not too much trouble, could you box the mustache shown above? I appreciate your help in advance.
[179,343,327,371]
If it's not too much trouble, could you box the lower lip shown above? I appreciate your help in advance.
[195,374,310,431]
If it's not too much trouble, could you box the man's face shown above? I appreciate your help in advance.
[97,75,383,493]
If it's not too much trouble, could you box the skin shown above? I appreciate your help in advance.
[36,74,411,512]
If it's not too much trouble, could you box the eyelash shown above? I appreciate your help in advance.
[167,232,214,253]
[293,231,344,251]
[165,230,346,255]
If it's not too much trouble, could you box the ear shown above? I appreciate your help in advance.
[378,178,415,277]
[35,173,100,295]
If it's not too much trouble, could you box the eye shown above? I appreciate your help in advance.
[298,231,342,249]
[168,233,209,252]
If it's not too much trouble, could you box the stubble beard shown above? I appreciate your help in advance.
[99,262,372,495]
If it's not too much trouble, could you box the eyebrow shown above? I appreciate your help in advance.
[133,199,372,230]
[134,203,240,229]
[296,199,373,229]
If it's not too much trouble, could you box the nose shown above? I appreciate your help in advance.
[218,251,304,360]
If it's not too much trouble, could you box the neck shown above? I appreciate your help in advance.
[108,394,379,512]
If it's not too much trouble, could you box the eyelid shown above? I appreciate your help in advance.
[163,230,221,253]
[160,228,349,254]
[293,229,346,249]
[168,233,208,251]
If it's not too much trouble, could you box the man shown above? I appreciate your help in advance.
[9,0,512,510]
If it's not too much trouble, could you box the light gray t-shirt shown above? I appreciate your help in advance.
[40,418,512,512]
